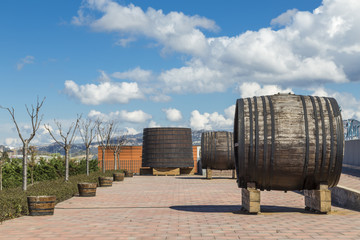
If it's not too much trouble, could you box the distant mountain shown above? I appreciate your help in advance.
[36,130,206,156]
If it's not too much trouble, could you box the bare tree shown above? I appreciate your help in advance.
[78,118,96,175]
[113,135,126,170]
[96,120,116,173]
[44,116,80,181]
[1,97,45,191]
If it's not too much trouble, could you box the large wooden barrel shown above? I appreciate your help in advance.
[201,131,235,170]
[27,196,56,216]
[142,128,194,168]
[234,93,344,191]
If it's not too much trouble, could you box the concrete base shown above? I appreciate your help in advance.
[304,184,331,213]
[206,168,212,179]
[241,183,260,214]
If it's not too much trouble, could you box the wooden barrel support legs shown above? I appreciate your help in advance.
[241,183,260,214]
[232,169,236,179]
[206,168,212,179]
[304,183,331,213]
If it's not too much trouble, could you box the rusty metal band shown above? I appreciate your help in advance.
[267,96,275,190]
[325,98,335,179]
[316,96,327,181]
[300,95,310,187]
[309,96,319,176]
[247,98,254,181]
[328,97,344,187]
[253,96,259,183]
[261,96,268,190]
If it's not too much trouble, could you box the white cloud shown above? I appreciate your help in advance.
[237,82,293,98]
[17,56,34,70]
[162,108,182,122]
[88,109,152,123]
[148,120,160,128]
[64,80,144,105]
[124,127,139,135]
[119,110,152,123]
[112,67,152,82]
[271,9,298,27]
[190,107,233,131]
[310,87,360,120]
[150,94,171,102]
[73,1,218,56]
[5,138,20,147]
[72,0,360,94]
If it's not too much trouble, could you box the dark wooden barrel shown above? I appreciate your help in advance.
[234,93,344,191]
[142,128,194,168]
[27,196,56,216]
[113,173,125,181]
[78,183,97,197]
[98,176,113,187]
[201,131,235,170]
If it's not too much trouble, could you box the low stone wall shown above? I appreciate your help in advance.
[344,140,360,166]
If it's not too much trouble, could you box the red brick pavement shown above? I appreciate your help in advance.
[1,176,360,239]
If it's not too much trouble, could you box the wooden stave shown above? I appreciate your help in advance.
[234,94,344,191]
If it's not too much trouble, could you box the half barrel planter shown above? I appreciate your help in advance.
[113,172,125,181]
[124,171,133,177]
[98,176,113,187]
[27,195,56,216]
[78,182,97,197]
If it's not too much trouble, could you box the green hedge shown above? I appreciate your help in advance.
[0,170,123,223]
[1,157,99,189]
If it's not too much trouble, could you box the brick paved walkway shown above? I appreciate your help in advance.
[1,175,360,240]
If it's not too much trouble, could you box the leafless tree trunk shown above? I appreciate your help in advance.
[96,120,116,173]
[113,135,126,170]
[44,116,80,181]
[1,97,45,191]
[79,118,96,176]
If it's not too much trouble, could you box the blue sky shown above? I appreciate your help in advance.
[1,0,360,147]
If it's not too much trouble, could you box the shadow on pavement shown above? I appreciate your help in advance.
[341,165,360,178]
[170,205,311,214]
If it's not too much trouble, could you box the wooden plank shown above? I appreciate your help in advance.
[153,167,180,176]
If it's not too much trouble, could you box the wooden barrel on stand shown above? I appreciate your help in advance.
[234,93,344,191]
[201,131,235,170]
[142,128,194,168]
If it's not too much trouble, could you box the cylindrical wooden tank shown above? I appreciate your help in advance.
[234,93,344,191]
[201,131,235,170]
[142,128,194,168]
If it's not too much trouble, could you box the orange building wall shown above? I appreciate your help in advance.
[98,145,199,174]
[98,146,142,173]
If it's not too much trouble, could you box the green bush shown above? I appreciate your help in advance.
[0,170,123,223]
[1,157,100,189]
